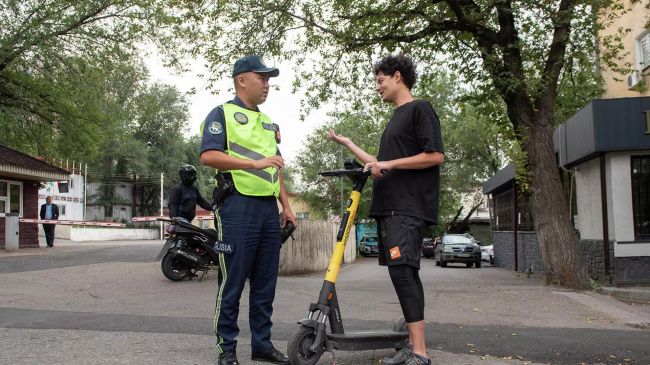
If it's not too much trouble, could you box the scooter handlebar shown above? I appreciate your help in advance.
[318,168,369,177]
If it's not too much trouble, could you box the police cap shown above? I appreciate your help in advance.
[232,55,279,78]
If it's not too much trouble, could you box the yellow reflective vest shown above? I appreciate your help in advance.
[220,103,280,197]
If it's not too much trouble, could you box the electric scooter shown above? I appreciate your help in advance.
[287,159,408,365]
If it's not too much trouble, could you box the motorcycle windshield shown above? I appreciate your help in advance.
[156,239,176,261]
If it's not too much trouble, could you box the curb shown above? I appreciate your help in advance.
[599,286,650,303]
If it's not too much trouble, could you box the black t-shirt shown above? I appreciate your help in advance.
[369,100,444,225]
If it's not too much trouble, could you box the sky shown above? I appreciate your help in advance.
[146,54,332,165]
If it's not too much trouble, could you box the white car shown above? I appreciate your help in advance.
[480,244,494,265]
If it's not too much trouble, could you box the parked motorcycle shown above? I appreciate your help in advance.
[156,217,296,282]
[156,217,220,281]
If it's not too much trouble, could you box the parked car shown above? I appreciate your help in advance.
[358,235,379,256]
[479,242,494,265]
[435,234,482,268]
[421,238,435,258]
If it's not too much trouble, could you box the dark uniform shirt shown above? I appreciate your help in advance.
[369,99,444,225]
[167,183,212,222]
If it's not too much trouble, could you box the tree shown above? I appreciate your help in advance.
[0,1,199,218]
[0,0,192,158]
[191,0,634,288]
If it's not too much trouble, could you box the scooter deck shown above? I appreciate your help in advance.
[327,330,408,351]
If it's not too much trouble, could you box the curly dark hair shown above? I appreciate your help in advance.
[372,54,417,90]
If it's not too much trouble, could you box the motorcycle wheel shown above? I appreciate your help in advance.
[287,325,322,365]
[161,252,191,281]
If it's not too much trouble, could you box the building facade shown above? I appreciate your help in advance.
[484,98,650,284]
[0,145,69,248]
[38,172,85,221]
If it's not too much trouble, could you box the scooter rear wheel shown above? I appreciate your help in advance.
[287,325,323,365]
[161,252,191,281]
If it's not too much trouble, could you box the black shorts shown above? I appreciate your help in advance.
[377,215,427,269]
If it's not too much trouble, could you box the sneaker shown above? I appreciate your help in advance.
[251,347,290,365]
[381,345,412,365]
[404,352,431,365]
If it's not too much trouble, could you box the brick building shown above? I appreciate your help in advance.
[0,145,69,248]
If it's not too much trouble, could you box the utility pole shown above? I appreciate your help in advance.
[84,163,88,221]
[160,172,164,239]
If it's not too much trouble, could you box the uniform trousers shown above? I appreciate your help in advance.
[213,193,280,355]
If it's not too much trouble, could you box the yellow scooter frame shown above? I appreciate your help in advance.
[287,159,408,365]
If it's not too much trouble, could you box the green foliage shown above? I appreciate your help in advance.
[295,71,511,227]
[295,110,386,219]
[0,0,200,217]
[0,0,190,134]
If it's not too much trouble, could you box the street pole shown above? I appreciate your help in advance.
[84,163,87,221]
[160,172,164,240]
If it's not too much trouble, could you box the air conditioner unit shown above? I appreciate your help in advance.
[627,70,642,90]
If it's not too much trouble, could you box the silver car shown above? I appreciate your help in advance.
[435,234,482,268]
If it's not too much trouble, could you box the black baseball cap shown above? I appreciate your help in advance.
[232,55,279,77]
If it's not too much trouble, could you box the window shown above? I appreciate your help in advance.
[636,31,650,71]
[631,156,650,240]
[492,189,513,231]
[60,205,66,216]
[0,181,6,214]
[296,212,309,219]
[0,180,23,216]
[490,185,534,231]
[516,190,535,232]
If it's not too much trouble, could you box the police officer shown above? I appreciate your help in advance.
[199,55,296,365]
[167,165,212,222]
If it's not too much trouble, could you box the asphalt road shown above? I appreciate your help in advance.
[1,243,648,364]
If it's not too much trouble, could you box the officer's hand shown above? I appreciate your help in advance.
[252,156,285,170]
[327,129,351,147]
[281,208,297,228]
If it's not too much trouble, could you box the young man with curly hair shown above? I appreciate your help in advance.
[327,54,444,365]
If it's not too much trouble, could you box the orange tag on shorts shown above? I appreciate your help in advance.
[390,247,401,260]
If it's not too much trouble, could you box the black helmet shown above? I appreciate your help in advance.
[178,165,197,185]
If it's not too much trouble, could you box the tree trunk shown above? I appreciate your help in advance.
[521,111,590,289]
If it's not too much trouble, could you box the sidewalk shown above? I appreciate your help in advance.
[0,236,163,258]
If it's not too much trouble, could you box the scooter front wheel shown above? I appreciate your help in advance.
[287,325,323,365]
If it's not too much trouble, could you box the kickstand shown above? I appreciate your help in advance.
[198,269,208,282]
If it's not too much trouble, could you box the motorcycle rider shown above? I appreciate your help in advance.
[168,165,213,222]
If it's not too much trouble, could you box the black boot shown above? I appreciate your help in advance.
[218,350,239,365]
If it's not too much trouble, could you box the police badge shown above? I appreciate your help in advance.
[234,112,248,125]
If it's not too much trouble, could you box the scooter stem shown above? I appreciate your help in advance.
[325,190,361,283]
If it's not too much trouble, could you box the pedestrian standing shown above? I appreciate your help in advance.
[327,53,444,365]
[40,195,59,247]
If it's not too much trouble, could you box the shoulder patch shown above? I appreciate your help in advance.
[234,112,248,125]
[208,121,223,135]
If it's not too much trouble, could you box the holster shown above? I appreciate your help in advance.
[212,173,235,211]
